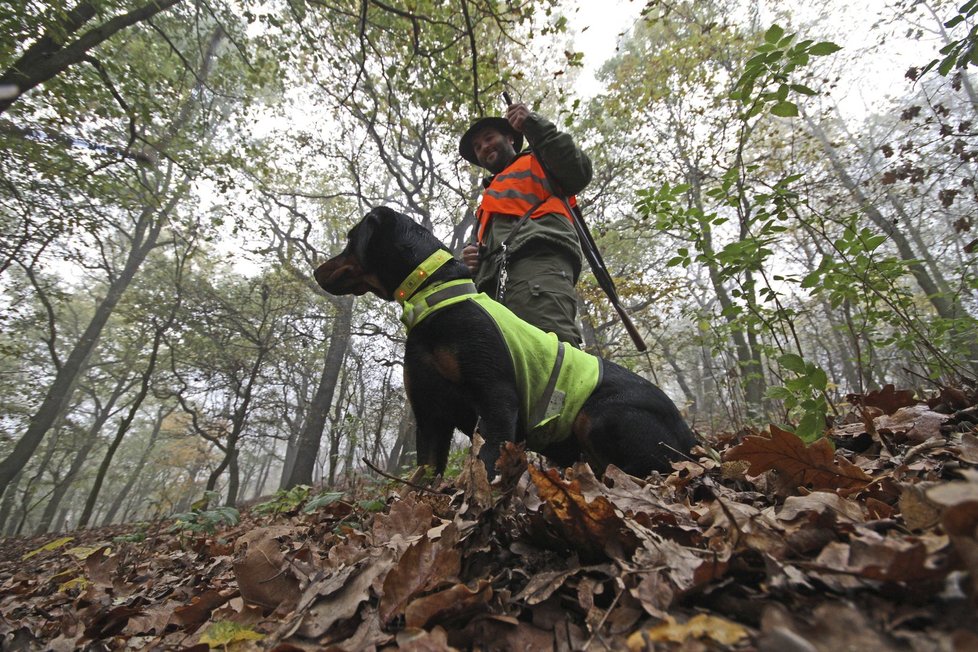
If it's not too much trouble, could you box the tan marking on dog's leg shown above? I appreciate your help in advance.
[573,410,608,474]
[432,346,462,383]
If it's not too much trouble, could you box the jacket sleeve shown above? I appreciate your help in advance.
[522,113,593,197]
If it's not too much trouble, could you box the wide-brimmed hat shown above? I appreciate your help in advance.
[458,117,523,165]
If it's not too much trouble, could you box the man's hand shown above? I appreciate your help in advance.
[462,243,480,273]
[506,102,530,132]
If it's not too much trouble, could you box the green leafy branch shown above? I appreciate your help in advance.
[729,24,841,118]
[921,0,978,77]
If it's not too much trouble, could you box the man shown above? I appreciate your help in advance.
[460,102,592,346]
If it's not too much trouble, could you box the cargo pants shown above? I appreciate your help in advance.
[479,245,583,347]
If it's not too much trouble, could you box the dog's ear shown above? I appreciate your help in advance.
[348,210,382,268]
[350,207,402,267]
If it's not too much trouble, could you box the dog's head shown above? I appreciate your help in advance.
[314,206,448,301]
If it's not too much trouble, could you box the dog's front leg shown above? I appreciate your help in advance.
[472,386,520,478]
[414,412,455,477]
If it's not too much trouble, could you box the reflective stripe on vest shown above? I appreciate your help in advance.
[476,153,577,244]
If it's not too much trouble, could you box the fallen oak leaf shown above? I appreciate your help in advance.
[811,533,948,582]
[925,471,978,600]
[296,550,396,639]
[404,579,492,628]
[626,613,749,648]
[848,384,917,415]
[379,523,461,626]
[232,525,300,611]
[724,425,871,492]
[171,590,233,629]
[528,464,639,560]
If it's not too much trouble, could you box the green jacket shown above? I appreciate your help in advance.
[474,113,591,290]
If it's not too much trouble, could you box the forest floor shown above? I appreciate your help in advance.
[1,385,977,651]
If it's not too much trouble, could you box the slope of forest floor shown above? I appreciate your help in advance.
[1,385,978,651]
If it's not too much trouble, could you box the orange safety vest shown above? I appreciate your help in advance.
[476,153,577,245]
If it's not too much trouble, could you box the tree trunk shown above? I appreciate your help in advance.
[326,366,353,488]
[0,27,224,496]
[0,201,169,497]
[387,403,416,473]
[283,296,353,488]
[0,470,23,535]
[78,331,168,528]
[689,181,767,417]
[659,340,697,409]
[35,432,97,535]
[101,405,170,526]
[806,115,978,373]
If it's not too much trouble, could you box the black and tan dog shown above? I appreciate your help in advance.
[315,206,695,479]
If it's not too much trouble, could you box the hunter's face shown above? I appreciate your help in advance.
[472,128,516,174]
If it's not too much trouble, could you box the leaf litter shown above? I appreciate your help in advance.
[1,385,977,650]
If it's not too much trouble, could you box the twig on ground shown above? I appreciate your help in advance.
[361,457,439,495]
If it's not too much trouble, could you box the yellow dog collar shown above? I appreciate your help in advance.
[394,249,454,305]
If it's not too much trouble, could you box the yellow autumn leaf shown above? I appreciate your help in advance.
[198,621,265,649]
[23,536,74,560]
[64,545,111,560]
[627,614,749,648]
[58,576,90,593]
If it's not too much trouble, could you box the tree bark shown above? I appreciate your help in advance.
[78,321,171,528]
[0,27,223,496]
[283,296,354,488]
[806,115,978,373]
[101,404,170,525]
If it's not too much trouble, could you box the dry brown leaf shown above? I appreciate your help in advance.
[456,435,493,516]
[170,590,230,628]
[898,485,942,531]
[297,552,395,638]
[232,526,300,610]
[458,615,555,652]
[724,425,871,492]
[850,384,917,415]
[627,571,673,619]
[926,472,978,600]
[574,465,694,531]
[379,523,461,625]
[776,492,866,524]
[952,432,978,464]
[701,499,787,556]
[372,494,434,552]
[876,405,950,443]
[514,567,584,606]
[404,579,492,628]
[528,464,639,560]
[814,532,948,582]
[760,602,899,651]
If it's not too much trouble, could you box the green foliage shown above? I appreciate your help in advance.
[441,446,470,481]
[302,491,347,513]
[799,219,909,310]
[730,24,841,119]
[113,522,150,544]
[169,492,240,534]
[766,353,830,443]
[922,0,978,76]
[357,498,387,513]
[252,485,312,515]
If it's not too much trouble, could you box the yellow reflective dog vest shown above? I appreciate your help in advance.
[397,251,602,450]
